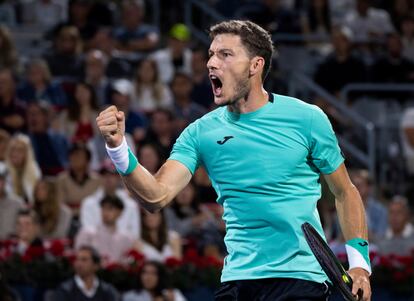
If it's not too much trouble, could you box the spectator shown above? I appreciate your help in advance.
[5,134,41,204]
[400,15,414,63]
[123,261,186,301]
[113,0,159,53]
[57,142,101,217]
[55,246,120,301]
[349,169,388,242]
[88,28,133,78]
[0,129,10,161]
[110,79,147,143]
[166,181,225,259]
[401,106,414,175]
[377,196,414,256]
[328,0,355,25]
[387,0,414,31]
[343,0,394,43]
[171,71,206,131]
[84,49,112,107]
[143,108,177,159]
[0,162,24,240]
[235,0,301,34]
[58,82,99,143]
[33,178,72,239]
[371,33,414,83]
[190,47,214,110]
[314,26,367,97]
[0,68,26,134]
[14,209,43,255]
[301,0,332,36]
[17,58,68,109]
[0,26,17,70]
[21,0,65,31]
[138,209,182,263]
[44,25,83,78]
[80,159,140,239]
[151,23,192,84]
[26,102,68,176]
[131,58,173,113]
[137,143,164,175]
[75,195,136,264]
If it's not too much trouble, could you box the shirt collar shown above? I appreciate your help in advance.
[74,275,99,298]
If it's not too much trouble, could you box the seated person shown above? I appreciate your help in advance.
[75,195,136,264]
[55,246,120,301]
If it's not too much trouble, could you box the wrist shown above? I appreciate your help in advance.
[345,238,372,275]
[105,136,139,176]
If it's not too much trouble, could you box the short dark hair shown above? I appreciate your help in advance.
[100,194,124,211]
[78,245,101,265]
[17,209,40,225]
[209,20,274,80]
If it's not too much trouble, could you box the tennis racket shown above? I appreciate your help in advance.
[301,222,361,301]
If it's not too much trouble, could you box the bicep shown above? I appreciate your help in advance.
[323,163,354,198]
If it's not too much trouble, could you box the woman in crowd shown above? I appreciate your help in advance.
[5,134,41,204]
[123,261,186,301]
[33,178,72,239]
[17,58,68,109]
[131,58,173,113]
[59,82,99,143]
[137,143,164,175]
[138,209,182,263]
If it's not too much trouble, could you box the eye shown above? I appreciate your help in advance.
[223,52,231,57]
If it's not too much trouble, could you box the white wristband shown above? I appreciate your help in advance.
[105,137,138,175]
[345,243,372,275]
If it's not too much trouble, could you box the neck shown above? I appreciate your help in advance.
[227,86,268,114]
[80,274,95,289]
[103,222,116,232]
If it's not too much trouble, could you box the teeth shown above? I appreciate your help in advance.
[210,75,217,79]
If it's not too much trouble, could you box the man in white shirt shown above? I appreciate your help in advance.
[55,246,119,301]
[344,0,394,43]
[80,160,140,238]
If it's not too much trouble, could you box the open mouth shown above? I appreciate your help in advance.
[209,75,223,96]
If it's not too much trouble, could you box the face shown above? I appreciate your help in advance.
[402,19,414,36]
[175,183,195,206]
[101,204,122,226]
[86,54,105,80]
[16,215,39,242]
[8,141,27,168]
[387,35,402,56]
[74,249,97,278]
[75,84,92,106]
[123,4,142,29]
[139,145,160,174]
[388,202,409,234]
[57,32,77,54]
[102,173,120,193]
[140,263,159,290]
[207,34,252,106]
[34,180,49,202]
[26,105,48,133]
[111,92,129,109]
[28,64,46,85]
[0,70,15,97]
[171,75,192,100]
[332,30,350,54]
[143,211,162,230]
[69,149,89,171]
[137,60,156,83]
[151,111,172,135]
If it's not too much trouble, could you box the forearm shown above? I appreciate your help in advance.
[335,185,368,241]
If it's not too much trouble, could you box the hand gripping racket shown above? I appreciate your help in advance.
[302,222,361,301]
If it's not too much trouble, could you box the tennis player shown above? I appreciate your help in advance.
[97,20,371,301]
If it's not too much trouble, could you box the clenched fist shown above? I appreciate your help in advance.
[96,105,125,148]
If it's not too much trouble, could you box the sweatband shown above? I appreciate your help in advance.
[105,137,139,176]
[345,238,371,275]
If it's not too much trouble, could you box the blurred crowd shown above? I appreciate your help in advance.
[0,0,414,300]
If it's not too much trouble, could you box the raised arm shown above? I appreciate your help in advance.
[323,163,371,301]
[96,106,192,212]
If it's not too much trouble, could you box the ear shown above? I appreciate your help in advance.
[249,57,265,77]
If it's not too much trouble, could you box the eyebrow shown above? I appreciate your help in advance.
[208,48,234,56]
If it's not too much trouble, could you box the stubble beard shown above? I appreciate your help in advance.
[217,71,251,108]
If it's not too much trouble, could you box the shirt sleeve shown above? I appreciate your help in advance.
[168,121,201,174]
[309,107,344,174]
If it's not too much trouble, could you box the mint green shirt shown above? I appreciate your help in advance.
[169,94,344,283]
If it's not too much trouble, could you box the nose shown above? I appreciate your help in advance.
[207,54,218,71]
